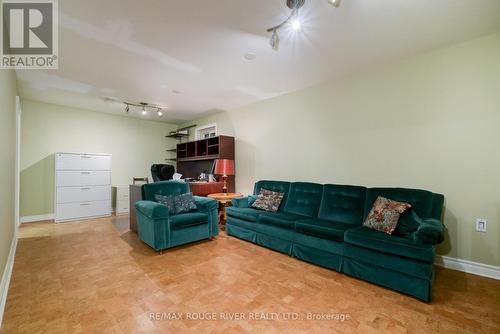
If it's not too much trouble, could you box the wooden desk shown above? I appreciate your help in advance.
[189,182,224,196]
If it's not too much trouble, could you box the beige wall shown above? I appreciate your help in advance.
[0,70,17,280]
[185,32,500,267]
[20,100,178,217]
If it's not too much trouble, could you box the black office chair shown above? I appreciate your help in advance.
[151,164,175,182]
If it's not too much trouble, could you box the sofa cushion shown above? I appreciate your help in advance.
[394,209,421,239]
[254,181,291,212]
[283,182,323,217]
[363,196,411,235]
[258,212,307,229]
[364,187,444,220]
[318,184,366,225]
[226,207,262,222]
[344,226,435,263]
[295,219,354,242]
[169,211,208,230]
[251,188,285,213]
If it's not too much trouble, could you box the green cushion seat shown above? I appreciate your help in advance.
[295,219,354,242]
[258,212,308,229]
[344,226,435,263]
[226,207,262,222]
[169,211,208,230]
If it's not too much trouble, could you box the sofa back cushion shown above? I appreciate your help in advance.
[253,180,291,212]
[318,184,367,225]
[364,187,444,220]
[283,182,323,218]
[142,181,190,202]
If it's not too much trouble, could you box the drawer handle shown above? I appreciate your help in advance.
[81,156,92,159]
[80,172,91,175]
[80,203,91,206]
[80,188,91,191]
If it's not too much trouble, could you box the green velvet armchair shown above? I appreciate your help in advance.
[135,181,219,252]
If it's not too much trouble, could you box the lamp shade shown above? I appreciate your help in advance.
[214,159,234,176]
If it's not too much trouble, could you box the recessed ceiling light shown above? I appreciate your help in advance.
[244,52,257,60]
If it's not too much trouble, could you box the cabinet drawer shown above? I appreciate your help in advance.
[115,199,129,214]
[56,153,111,171]
[56,171,111,187]
[57,186,111,204]
[116,187,129,200]
[56,200,111,222]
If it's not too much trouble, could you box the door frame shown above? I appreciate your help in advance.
[15,96,21,231]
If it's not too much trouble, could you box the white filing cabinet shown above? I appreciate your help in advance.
[113,186,129,214]
[55,152,112,222]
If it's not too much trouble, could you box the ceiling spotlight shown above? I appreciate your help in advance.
[291,19,302,31]
[157,109,163,117]
[270,29,280,51]
[327,0,341,8]
[141,106,147,115]
[125,104,130,113]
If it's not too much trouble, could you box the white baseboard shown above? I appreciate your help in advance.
[20,214,54,223]
[0,236,18,328]
[435,255,500,280]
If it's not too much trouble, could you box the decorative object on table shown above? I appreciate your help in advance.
[251,188,285,213]
[214,159,235,194]
[133,177,149,185]
[207,192,243,229]
[363,196,412,235]
[151,164,175,182]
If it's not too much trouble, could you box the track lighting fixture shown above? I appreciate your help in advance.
[106,97,166,118]
[266,0,341,51]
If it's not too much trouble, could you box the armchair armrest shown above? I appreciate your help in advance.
[232,195,257,208]
[413,218,444,245]
[135,200,170,220]
[193,196,218,212]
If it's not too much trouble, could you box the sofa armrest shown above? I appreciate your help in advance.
[413,218,444,245]
[193,196,218,212]
[232,195,257,208]
[135,200,170,220]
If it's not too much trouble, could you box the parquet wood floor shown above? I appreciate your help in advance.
[1,216,499,333]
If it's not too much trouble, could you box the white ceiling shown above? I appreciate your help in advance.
[17,0,500,124]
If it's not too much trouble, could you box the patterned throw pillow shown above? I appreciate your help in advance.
[251,188,285,213]
[173,193,197,214]
[155,194,176,214]
[363,196,412,235]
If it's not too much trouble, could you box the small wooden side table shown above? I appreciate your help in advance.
[207,193,243,230]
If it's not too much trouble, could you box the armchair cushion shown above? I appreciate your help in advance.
[173,193,197,214]
[344,226,435,263]
[135,201,170,219]
[154,194,176,214]
[169,211,209,230]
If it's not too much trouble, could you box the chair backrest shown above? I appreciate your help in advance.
[142,181,190,201]
[151,164,175,182]
[318,184,367,225]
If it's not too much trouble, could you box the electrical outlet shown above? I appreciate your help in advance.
[476,219,487,233]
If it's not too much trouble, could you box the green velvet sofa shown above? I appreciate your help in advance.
[226,180,445,301]
[135,181,219,252]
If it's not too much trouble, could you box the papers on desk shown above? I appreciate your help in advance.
[173,173,183,181]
